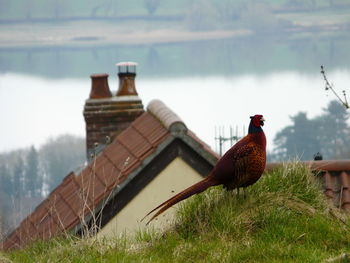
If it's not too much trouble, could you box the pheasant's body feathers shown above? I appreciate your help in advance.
[214,133,266,190]
[143,115,266,224]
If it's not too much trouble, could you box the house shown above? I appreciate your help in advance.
[1,62,350,250]
[1,62,220,250]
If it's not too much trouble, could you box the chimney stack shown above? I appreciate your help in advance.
[83,62,144,160]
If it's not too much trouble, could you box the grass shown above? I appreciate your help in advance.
[2,162,350,262]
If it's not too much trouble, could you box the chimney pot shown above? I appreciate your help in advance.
[116,62,138,96]
[89,74,112,99]
[116,61,137,74]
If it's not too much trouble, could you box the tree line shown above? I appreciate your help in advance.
[0,134,85,238]
[271,100,350,161]
[1,0,349,32]
[0,0,163,20]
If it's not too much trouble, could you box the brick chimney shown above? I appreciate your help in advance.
[83,62,144,160]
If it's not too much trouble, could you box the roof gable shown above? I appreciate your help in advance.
[1,99,219,250]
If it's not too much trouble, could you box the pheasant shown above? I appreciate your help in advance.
[143,114,266,224]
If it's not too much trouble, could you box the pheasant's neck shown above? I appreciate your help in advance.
[250,131,266,149]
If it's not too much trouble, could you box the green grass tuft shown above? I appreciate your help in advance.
[3,162,350,262]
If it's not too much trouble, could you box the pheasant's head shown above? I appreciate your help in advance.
[250,115,265,127]
[249,115,265,134]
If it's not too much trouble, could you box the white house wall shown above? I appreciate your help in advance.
[97,157,203,239]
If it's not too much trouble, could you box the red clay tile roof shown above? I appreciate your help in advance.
[266,161,350,211]
[1,99,219,250]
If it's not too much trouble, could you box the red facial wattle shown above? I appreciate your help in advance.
[251,115,264,127]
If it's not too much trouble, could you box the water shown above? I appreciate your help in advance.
[2,35,350,79]
[1,36,350,154]
[1,70,349,154]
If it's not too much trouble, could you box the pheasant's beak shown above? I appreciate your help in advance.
[260,117,265,126]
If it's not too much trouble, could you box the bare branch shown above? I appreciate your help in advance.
[321,65,349,109]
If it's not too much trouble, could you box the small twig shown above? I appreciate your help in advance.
[321,65,349,109]
[343,90,349,108]
[328,208,347,225]
[339,186,344,209]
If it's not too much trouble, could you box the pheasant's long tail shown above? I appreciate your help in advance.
[142,176,218,225]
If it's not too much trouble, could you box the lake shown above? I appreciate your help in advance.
[1,35,350,155]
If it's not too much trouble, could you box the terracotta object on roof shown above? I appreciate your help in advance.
[116,62,138,96]
[84,63,144,160]
[89,74,112,99]
[1,99,219,250]
[266,161,350,211]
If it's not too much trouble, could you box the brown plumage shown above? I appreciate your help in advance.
[143,114,266,225]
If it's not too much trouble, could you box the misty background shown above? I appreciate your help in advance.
[1,0,350,237]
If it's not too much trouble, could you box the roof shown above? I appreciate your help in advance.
[1,99,219,250]
[266,161,350,211]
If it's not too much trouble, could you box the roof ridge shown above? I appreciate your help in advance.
[147,99,187,133]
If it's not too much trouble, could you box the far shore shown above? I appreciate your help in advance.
[0,21,252,48]
[0,18,345,49]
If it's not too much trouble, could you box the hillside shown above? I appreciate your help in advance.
[2,162,350,262]
[1,0,350,21]
[1,0,349,49]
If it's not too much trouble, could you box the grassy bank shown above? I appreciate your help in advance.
[3,162,350,262]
